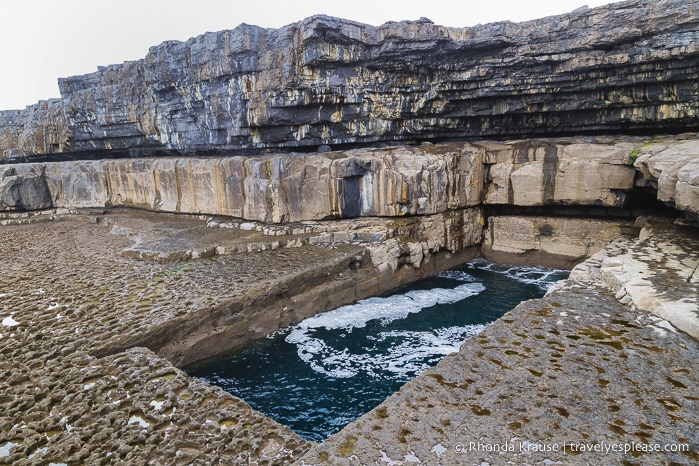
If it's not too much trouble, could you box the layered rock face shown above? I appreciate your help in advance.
[2,134,696,219]
[1,0,698,161]
[36,143,484,222]
[3,133,697,268]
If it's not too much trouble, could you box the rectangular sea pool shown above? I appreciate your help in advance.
[187,260,568,441]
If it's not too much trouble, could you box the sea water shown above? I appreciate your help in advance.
[187,259,568,442]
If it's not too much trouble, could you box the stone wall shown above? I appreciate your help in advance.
[1,0,698,160]
[481,216,638,268]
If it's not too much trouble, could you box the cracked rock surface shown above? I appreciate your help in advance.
[0,213,365,465]
[298,224,699,465]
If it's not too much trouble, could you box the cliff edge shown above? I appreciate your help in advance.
[1,0,698,161]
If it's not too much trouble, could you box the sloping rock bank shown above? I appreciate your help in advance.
[1,0,698,160]
[297,220,699,465]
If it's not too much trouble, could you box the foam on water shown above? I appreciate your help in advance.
[289,281,485,334]
[433,269,479,282]
[189,260,569,441]
[285,282,485,378]
[468,258,568,292]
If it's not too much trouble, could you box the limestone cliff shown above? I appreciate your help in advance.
[1,0,698,161]
[2,135,697,223]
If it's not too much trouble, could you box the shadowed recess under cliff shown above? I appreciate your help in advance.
[1,0,699,161]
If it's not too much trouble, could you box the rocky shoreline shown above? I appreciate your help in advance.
[298,219,699,465]
[1,132,698,464]
[1,0,698,462]
[0,207,697,464]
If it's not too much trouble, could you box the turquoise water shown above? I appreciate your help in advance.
[187,260,568,442]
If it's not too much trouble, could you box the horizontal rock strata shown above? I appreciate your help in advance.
[482,215,638,268]
[2,135,698,224]
[0,0,698,462]
[1,0,698,160]
[0,205,489,464]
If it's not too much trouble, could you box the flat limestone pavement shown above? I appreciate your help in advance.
[297,224,699,465]
[0,212,364,464]
[0,206,484,464]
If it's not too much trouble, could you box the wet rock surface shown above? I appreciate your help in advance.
[298,228,699,465]
[0,206,486,464]
[0,215,348,464]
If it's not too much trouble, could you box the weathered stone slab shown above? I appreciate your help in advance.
[634,138,699,220]
[1,143,487,222]
[570,218,699,340]
[298,263,699,465]
[484,139,637,207]
[482,215,637,268]
[0,164,52,211]
[0,346,311,465]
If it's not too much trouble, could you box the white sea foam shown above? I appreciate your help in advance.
[433,269,479,282]
[285,282,486,379]
[284,261,565,380]
[468,259,567,292]
[288,282,485,335]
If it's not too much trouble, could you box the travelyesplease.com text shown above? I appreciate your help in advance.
[455,440,689,455]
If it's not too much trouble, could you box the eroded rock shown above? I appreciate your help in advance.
[1,0,698,159]
[569,218,699,340]
[298,229,699,465]
[633,138,699,221]
[0,164,52,211]
[4,136,698,222]
[482,215,637,268]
